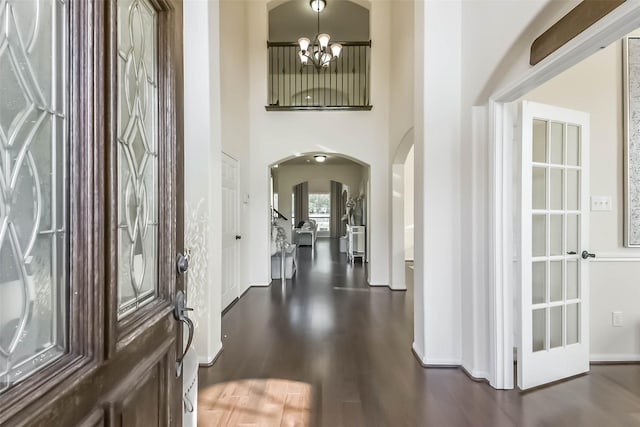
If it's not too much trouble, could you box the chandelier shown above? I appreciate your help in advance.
[297,0,342,70]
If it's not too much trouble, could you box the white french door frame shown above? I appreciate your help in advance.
[487,2,640,389]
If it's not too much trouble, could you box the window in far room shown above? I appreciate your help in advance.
[309,193,330,236]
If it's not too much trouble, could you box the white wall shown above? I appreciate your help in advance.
[308,179,331,193]
[525,41,640,361]
[416,0,571,371]
[273,162,365,240]
[413,0,463,365]
[390,136,413,290]
[404,145,414,261]
[220,0,251,296]
[388,0,414,289]
[389,0,414,156]
[184,0,223,365]
[413,0,425,362]
[462,1,580,107]
[414,0,571,374]
[247,0,392,287]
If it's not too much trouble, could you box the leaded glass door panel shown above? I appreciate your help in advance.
[518,101,590,390]
[0,0,186,424]
[116,0,160,318]
[0,0,69,394]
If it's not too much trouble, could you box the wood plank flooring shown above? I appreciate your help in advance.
[198,379,311,426]
[198,239,640,426]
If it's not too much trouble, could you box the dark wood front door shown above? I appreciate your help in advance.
[0,0,185,425]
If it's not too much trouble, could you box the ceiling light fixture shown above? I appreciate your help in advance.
[314,155,327,163]
[310,0,325,12]
[298,0,341,71]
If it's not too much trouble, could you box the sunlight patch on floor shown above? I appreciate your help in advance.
[198,379,312,427]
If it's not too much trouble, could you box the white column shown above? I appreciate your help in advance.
[183,0,223,365]
[413,0,463,366]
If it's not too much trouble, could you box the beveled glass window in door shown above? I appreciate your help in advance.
[531,119,582,353]
[0,0,69,392]
[116,0,159,318]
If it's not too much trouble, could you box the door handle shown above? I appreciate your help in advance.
[567,251,577,255]
[174,290,194,377]
[235,235,242,240]
[581,250,596,260]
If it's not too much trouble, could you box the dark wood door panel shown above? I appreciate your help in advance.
[11,316,177,427]
[111,357,168,427]
[79,410,107,427]
[118,367,162,427]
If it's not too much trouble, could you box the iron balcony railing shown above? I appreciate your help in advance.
[266,41,372,111]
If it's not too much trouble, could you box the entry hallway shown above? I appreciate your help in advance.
[197,239,640,426]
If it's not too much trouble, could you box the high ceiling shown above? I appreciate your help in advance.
[269,0,369,43]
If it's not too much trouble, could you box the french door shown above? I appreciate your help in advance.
[518,101,590,390]
[0,0,186,425]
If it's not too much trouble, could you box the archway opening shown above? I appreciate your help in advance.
[269,152,370,281]
[391,128,415,291]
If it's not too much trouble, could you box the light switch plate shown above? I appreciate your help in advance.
[591,196,612,212]
[612,311,624,327]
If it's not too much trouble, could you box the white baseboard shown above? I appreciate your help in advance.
[461,361,490,381]
[412,342,461,367]
[368,280,406,290]
[590,353,640,362]
[412,342,426,366]
[250,282,270,287]
[367,280,388,287]
[239,284,251,298]
[423,357,462,366]
[198,355,214,365]
[199,342,223,366]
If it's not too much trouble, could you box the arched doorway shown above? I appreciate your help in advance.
[269,153,371,279]
[391,128,414,290]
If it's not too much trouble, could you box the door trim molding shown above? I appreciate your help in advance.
[488,1,640,390]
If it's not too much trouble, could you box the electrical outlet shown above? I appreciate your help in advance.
[612,311,624,327]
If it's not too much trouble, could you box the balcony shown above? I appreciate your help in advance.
[266,41,372,111]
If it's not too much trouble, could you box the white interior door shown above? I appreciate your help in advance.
[518,101,590,390]
[221,153,240,311]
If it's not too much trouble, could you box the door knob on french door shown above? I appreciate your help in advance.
[235,235,242,240]
[581,250,596,259]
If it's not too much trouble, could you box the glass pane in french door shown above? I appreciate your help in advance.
[116,0,159,318]
[0,0,69,392]
[531,119,582,352]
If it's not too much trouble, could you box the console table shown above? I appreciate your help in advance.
[347,225,365,264]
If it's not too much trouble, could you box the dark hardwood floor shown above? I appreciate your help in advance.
[198,238,640,426]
